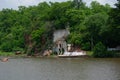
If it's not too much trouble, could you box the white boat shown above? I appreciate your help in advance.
[58,51,88,58]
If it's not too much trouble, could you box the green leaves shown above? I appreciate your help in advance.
[92,42,107,58]
[68,32,82,45]
[0,0,119,55]
[31,27,45,41]
[47,1,73,29]
[66,9,85,24]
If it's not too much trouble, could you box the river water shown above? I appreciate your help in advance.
[0,58,120,80]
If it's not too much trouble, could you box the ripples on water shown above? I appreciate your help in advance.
[0,58,120,80]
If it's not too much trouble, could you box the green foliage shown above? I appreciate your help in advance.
[66,9,86,25]
[0,0,119,57]
[92,42,117,58]
[84,13,108,49]
[31,27,45,41]
[0,51,14,56]
[0,42,13,52]
[90,1,111,13]
[81,42,91,50]
[47,1,73,29]
[92,42,108,58]
[106,0,120,47]
[68,32,82,45]
[12,47,24,52]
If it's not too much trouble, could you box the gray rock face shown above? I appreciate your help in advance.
[53,29,70,43]
[53,29,70,55]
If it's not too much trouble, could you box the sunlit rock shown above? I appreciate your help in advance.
[1,58,8,62]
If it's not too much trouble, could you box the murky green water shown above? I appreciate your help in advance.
[0,58,120,80]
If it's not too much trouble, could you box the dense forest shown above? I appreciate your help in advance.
[0,0,120,56]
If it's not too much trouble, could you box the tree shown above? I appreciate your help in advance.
[105,0,120,47]
[73,0,83,9]
[90,1,111,14]
[47,1,73,29]
[84,13,108,50]
[0,1,119,57]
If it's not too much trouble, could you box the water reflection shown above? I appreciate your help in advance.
[0,58,120,80]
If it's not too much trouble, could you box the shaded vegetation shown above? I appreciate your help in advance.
[0,0,120,57]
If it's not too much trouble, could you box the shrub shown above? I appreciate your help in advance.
[92,42,108,58]
[0,42,13,52]
[12,47,24,52]
[92,42,119,58]
[81,42,91,50]
[108,51,120,58]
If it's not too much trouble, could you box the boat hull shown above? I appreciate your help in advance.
[58,55,89,58]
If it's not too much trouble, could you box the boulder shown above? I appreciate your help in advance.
[1,58,8,62]
[43,50,52,56]
[15,51,21,55]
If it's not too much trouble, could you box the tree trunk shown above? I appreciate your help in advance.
[91,36,94,50]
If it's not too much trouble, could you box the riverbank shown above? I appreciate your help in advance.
[0,51,14,56]
[0,51,58,58]
[0,51,27,58]
[0,51,119,58]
